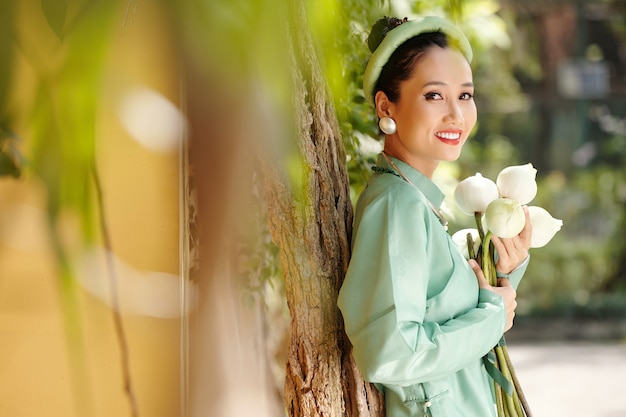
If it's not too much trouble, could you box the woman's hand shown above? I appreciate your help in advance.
[470,260,517,332]
[492,206,532,275]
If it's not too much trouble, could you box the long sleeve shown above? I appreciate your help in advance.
[500,255,529,289]
[338,178,507,387]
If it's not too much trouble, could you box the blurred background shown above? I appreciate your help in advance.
[0,1,182,416]
[0,0,624,416]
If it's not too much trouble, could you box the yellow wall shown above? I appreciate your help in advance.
[0,1,182,416]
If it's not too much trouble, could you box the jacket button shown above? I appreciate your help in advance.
[424,401,432,407]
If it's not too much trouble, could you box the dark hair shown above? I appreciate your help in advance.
[367,17,448,102]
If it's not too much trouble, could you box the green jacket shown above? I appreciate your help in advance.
[338,154,527,417]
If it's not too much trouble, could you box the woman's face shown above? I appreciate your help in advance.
[377,46,477,177]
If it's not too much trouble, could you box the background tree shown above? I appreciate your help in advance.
[261,1,384,415]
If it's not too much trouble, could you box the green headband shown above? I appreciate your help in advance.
[363,16,473,104]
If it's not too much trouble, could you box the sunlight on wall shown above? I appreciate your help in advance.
[75,248,189,318]
[118,87,185,153]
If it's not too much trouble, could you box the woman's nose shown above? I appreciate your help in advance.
[444,101,464,124]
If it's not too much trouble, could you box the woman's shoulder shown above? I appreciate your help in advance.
[361,173,430,208]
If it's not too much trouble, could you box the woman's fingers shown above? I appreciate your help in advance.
[518,205,533,247]
[469,261,518,332]
[492,278,517,332]
[469,259,489,289]
[492,208,532,274]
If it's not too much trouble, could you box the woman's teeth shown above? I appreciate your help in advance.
[436,132,461,140]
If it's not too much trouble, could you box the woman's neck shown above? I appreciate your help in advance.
[382,147,438,179]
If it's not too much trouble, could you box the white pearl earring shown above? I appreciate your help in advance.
[379,116,397,135]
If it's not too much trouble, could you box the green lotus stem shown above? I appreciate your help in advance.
[494,379,506,416]
[474,211,531,416]
[475,212,485,241]
[512,386,524,416]
[474,212,485,264]
[467,232,477,260]
[499,338,525,416]
[507,356,525,417]
[502,343,534,417]
[481,231,497,286]
[495,346,518,417]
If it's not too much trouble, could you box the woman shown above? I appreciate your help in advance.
[337,16,532,417]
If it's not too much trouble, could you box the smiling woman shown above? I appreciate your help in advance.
[338,16,532,417]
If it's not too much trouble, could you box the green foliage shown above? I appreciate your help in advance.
[41,0,68,39]
[0,0,14,114]
[238,176,284,308]
[0,1,17,179]
[27,0,118,247]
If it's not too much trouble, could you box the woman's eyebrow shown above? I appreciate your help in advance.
[422,81,475,88]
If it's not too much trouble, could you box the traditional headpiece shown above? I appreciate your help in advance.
[363,16,473,104]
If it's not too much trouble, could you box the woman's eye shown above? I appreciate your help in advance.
[460,92,474,100]
[424,92,443,100]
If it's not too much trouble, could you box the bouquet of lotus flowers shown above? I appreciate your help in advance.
[452,163,563,417]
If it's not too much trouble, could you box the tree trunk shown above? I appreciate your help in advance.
[262,1,383,416]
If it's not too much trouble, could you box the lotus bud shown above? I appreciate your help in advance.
[485,198,526,238]
[454,173,499,214]
[528,206,563,248]
[451,228,480,260]
[496,163,538,205]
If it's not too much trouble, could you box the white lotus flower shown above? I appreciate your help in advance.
[484,198,526,238]
[496,163,538,205]
[454,173,499,214]
[451,228,480,260]
[528,206,563,248]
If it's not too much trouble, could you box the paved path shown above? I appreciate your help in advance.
[507,342,626,417]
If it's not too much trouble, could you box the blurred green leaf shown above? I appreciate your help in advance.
[0,0,14,111]
[30,0,117,241]
[41,0,67,39]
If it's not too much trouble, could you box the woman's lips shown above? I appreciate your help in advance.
[435,130,462,143]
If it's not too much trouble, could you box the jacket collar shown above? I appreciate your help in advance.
[376,153,445,209]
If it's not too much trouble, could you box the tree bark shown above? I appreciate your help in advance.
[262,1,383,416]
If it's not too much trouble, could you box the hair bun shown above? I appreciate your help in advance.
[367,16,408,53]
